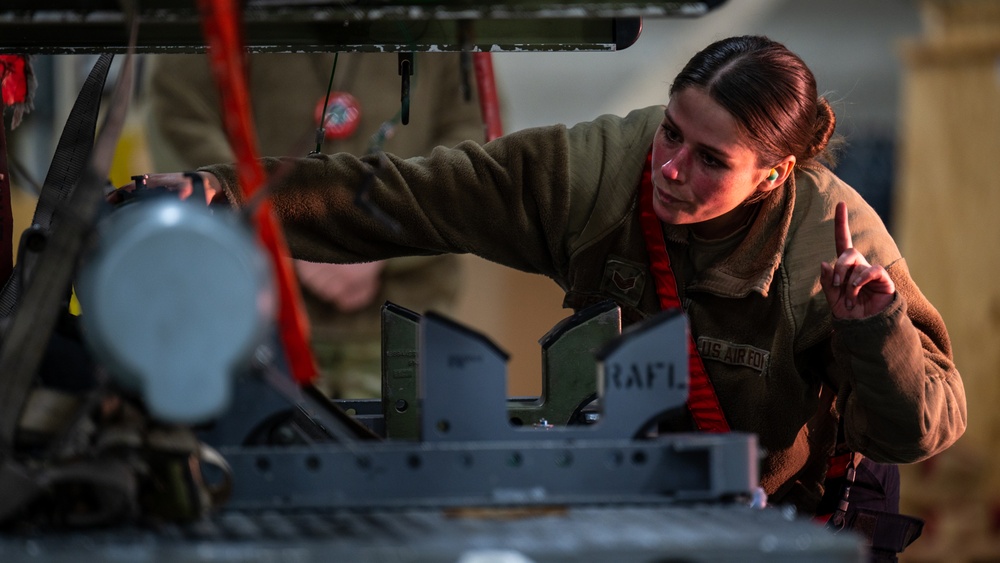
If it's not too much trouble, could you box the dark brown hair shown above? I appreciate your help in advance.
[670,35,838,168]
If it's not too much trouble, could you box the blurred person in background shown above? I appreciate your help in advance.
[144,52,490,399]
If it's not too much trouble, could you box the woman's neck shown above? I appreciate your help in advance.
[690,202,759,241]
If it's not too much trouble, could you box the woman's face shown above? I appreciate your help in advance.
[650,87,776,238]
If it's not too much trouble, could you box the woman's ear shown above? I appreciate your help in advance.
[758,155,797,192]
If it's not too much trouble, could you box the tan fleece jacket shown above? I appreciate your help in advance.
[203,105,966,514]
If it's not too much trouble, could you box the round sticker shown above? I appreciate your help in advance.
[315,91,362,140]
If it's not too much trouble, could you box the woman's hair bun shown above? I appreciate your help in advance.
[805,97,837,161]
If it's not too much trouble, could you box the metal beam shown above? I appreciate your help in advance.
[0,0,727,53]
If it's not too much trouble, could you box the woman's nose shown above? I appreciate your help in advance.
[661,157,682,182]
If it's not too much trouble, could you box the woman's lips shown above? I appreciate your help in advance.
[653,187,676,207]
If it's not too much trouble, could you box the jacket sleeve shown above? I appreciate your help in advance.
[832,258,967,464]
[201,106,663,285]
[787,169,966,464]
[202,124,578,281]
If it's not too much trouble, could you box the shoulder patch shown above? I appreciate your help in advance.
[600,257,646,307]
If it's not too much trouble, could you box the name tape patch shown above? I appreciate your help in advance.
[696,336,769,373]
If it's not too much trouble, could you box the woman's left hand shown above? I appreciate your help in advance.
[820,201,895,319]
[107,172,222,206]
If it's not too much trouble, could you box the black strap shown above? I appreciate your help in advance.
[0,28,136,450]
[826,451,863,530]
[0,110,14,288]
[0,53,113,318]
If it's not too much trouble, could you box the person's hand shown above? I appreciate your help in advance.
[294,260,386,313]
[820,201,895,319]
[107,172,221,206]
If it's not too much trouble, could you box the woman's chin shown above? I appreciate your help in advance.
[652,198,686,226]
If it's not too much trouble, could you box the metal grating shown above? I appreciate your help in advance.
[0,505,866,562]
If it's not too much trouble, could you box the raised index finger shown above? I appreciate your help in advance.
[835,201,852,255]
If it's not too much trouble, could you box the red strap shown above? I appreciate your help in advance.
[825,451,854,480]
[472,53,503,142]
[638,154,729,432]
[0,55,28,108]
[813,512,832,524]
[197,0,318,384]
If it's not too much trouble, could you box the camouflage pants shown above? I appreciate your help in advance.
[310,339,382,400]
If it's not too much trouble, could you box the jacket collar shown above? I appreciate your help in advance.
[660,178,796,299]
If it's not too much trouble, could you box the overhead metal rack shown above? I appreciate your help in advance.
[0,0,727,53]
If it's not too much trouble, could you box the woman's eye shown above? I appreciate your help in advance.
[700,153,721,167]
[661,125,680,143]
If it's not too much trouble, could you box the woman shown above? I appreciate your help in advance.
[129,35,965,548]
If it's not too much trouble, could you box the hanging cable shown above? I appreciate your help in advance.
[313,52,340,155]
